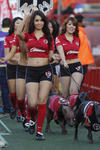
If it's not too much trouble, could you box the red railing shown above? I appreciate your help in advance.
[81,67,100,102]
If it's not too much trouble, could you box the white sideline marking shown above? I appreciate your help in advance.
[0,120,11,145]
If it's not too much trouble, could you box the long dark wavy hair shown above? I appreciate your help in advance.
[20,16,31,59]
[28,10,52,49]
[48,19,59,39]
[8,17,27,59]
[60,17,79,37]
[8,17,23,36]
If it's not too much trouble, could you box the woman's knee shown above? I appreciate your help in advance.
[38,96,47,104]
[28,101,37,108]
[16,90,25,100]
[70,88,78,95]
[17,95,25,100]
[28,99,37,108]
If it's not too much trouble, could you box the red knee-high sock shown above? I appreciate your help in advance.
[17,99,26,117]
[10,93,17,109]
[26,105,31,123]
[36,104,46,133]
[27,105,36,123]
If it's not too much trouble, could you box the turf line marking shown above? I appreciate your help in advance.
[0,120,11,133]
[0,135,8,145]
[0,120,11,146]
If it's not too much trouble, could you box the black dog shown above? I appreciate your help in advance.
[73,92,100,144]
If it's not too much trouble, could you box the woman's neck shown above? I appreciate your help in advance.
[34,30,44,40]
[65,32,73,37]
[34,29,43,34]
[65,32,73,43]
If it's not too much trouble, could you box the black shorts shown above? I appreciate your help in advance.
[60,62,83,77]
[82,65,88,75]
[16,65,27,79]
[26,64,54,83]
[6,64,17,80]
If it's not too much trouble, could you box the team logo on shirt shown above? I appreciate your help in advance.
[75,42,79,46]
[43,39,48,44]
[45,71,51,78]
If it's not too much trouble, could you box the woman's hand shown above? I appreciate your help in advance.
[50,54,60,63]
[20,3,30,16]
[30,4,38,13]
[52,54,60,61]
[61,60,69,68]
[0,58,5,64]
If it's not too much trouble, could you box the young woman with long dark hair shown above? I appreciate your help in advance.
[0,16,30,123]
[48,19,60,95]
[17,10,54,140]
[0,17,23,119]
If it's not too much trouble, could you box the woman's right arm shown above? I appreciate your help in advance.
[55,37,69,68]
[16,15,29,40]
[57,45,69,68]
[16,4,38,40]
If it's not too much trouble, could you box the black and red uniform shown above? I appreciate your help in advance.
[55,34,83,76]
[12,35,27,118]
[23,32,55,134]
[4,34,20,79]
[4,34,20,111]
[23,32,55,83]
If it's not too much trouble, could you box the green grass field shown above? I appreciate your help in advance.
[0,114,100,150]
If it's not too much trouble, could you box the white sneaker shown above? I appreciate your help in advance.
[0,139,6,148]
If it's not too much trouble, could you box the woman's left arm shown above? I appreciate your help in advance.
[0,45,17,63]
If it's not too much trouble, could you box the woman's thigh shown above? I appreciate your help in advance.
[39,81,52,104]
[7,79,16,93]
[26,82,39,107]
[70,72,83,94]
[16,79,26,100]
[59,76,71,97]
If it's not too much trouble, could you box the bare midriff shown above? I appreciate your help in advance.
[66,58,80,64]
[18,53,27,66]
[27,57,49,67]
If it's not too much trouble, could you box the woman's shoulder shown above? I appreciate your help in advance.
[56,34,65,42]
